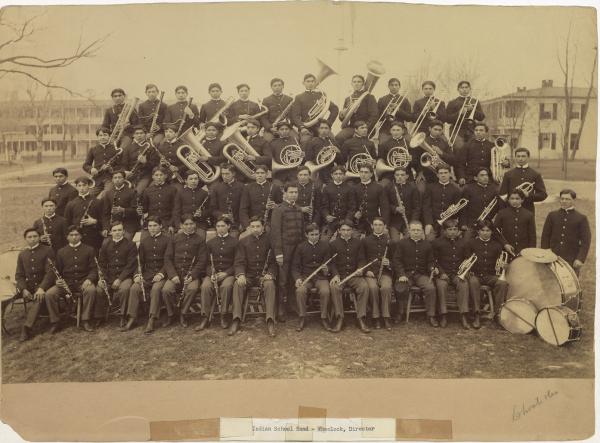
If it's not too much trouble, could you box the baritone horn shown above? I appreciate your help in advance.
[303,58,338,128]
[272,138,304,172]
[375,144,412,178]
[222,125,261,180]
[409,132,450,173]
[176,127,221,183]
[341,60,386,127]
[491,137,511,183]
[305,138,338,180]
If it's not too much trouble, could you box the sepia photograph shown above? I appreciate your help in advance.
[0,1,596,440]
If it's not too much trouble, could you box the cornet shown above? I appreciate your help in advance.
[457,254,478,280]
[515,181,534,195]
[475,197,498,224]
[437,198,469,225]
[222,125,261,180]
[496,251,509,281]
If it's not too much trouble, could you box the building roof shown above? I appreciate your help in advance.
[484,86,597,103]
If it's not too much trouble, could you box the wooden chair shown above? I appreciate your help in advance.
[242,286,265,322]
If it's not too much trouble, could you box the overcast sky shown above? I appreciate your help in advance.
[0,3,596,105]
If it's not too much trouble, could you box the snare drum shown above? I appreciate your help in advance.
[499,298,538,334]
[535,306,582,346]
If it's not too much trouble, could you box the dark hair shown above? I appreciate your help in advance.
[180,213,196,224]
[297,166,310,174]
[317,119,331,128]
[52,167,68,176]
[559,188,577,199]
[111,169,126,178]
[457,80,471,89]
[41,198,57,206]
[146,216,163,226]
[66,225,82,235]
[408,220,423,229]
[390,120,405,130]
[475,219,494,231]
[254,164,268,173]
[208,83,222,92]
[352,74,365,83]
[145,83,159,92]
[236,83,250,91]
[204,121,221,131]
[474,167,489,177]
[216,215,232,226]
[388,78,401,86]
[96,127,110,136]
[442,218,459,229]
[339,219,354,229]
[185,170,199,179]
[74,176,92,185]
[422,80,436,89]
[23,227,39,238]
[283,181,298,192]
[429,119,444,128]
[249,216,264,225]
[353,120,368,130]
[304,223,320,234]
[132,124,146,133]
[152,166,168,175]
[109,220,124,230]
[358,163,373,173]
[246,118,260,129]
[474,122,489,131]
[436,165,451,173]
[175,85,188,93]
[514,147,531,157]
[508,188,526,200]
[111,88,125,97]
[270,78,284,86]
[220,163,235,173]
[331,165,346,174]
[303,73,316,81]
[393,166,407,174]
[371,216,385,225]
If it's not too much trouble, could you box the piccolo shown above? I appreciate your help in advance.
[300,253,338,287]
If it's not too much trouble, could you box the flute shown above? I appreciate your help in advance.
[300,253,338,287]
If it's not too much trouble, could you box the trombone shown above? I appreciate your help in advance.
[369,93,406,141]
[410,96,442,137]
[448,96,479,147]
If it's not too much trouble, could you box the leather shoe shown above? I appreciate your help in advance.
[439,314,448,328]
[333,316,343,332]
[228,319,240,336]
[19,326,31,342]
[383,318,392,330]
[179,314,188,328]
[82,321,94,332]
[49,323,60,335]
[373,318,381,329]
[267,319,276,337]
[119,317,127,328]
[428,316,439,328]
[358,317,371,333]
[472,313,481,329]
[461,314,471,330]
[120,317,135,332]
[220,314,229,329]
[393,315,403,324]
[194,316,209,331]
[321,318,331,331]
[163,315,175,328]
[144,318,155,334]
[276,310,287,323]
[296,317,305,332]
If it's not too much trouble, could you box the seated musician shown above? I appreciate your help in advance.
[172,170,210,240]
[336,74,378,146]
[245,118,271,168]
[123,125,158,195]
[377,121,410,188]
[138,84,167,147]
[411,81,446,135]
[129,216,172,334]
[231,216,277,337]
[239,164,282,233]
[100,170,138,241]
[141,167,177,239]
[499,147,547,217]
[385,167,421,242]
[202,122,227,169]
[291,223,333,332]
[197,217,238,331]
[296,166,321,226]
[421,166,462,240]
[83,127,121,198]
[261,77,294,142]
[96,221,137,331]
[209,164,244,238]
[45,225,99,333]
[445,81,485,151]
[340,120,377,182]
[320,165,355,241]
[269,121,303,186]
[361,217,393,330]
[392,220,438,327]
[375,78,413,144]
[16,228,55,342]
[464,219,509,324]
[157,124,185,189]
[162,214,208,328]
[456,123,495,186]
[101,88,138,150]
[33,198,67,253]
[49,167,77,217]
[351,163,389,235]
[164,85,200,134]
[459,168,501,240]
[493,188,536,256]
[302,119,341,184]
[329,219,371,333]
[199,83,226,127]
[408,119,454,190]
[432,219,472,329]
[64,177,103,252]
[227,83,261,124]
[541,189,591,276]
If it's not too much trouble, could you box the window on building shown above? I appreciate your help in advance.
[505,100,525,118]
[538,132,556,150]
[570,133,579,151]
[581,104,587,121]
[539,103,558,120]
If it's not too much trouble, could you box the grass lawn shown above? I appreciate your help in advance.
[533,159,596,181]
[0,183,595,382]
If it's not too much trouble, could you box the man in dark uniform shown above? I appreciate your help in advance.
[411,80,446,136]
[48,167,77,217]
[83,127,122,198]
[123,125,159,195]
[351,164,390,235]
[33,198,68,253]
[101,170,138,241]
[459,168,501,240]
[493,189,536,256]
[336,74,379,146]
[199,83,227,126]
[209,164,244,237]
[385,167,421,242]
[302,119,341,184]
[261,78,294,142]
[340,121,377,183]
[422,166,462,240]
[138,84,167,147]
[455,123,497,185]
[239,165,282,232]
[244,119,273,169]
[164,85,200,134]
[16,228,55,341]
[64,177,103,252]
[377,121,411,188]
[157,124,186,186]
[296,166,322,226]
[232,216,277,336]
[541,189,591,276]
[141,167,178,238]
[269,121,304,185]
[320,165,355,240]
[199,122,227,173]
[173,170,210,240]
[409,120,455,189]
[499,147,547,216]
[375,78,413,144]
[227,84,262,124]
[101,88,138,150]
[445,80,485,151]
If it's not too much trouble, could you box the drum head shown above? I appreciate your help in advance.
[499,299,537,334]
[552,258,582,311]
[535,306,579,346]
[520,248,558,263]
[506,256,564,308]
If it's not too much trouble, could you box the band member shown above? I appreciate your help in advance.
[465,220,509,321]
[456,123,498,185]
[123,125,159,195]
[409,119,455,187]
[16,228,55,341]
[292,223,333,331]
[64,177,103,252]
[411,81,446,135]
[445,81,485,150]
[137,83,167,146]
[393,220,438,327]
[83,127,121,197]
[269,121,303,185]
[493,189,536,255]
[172,170,210,239]
[376,78,413,143]
[422,166,462,240]
[385,167,421,241]
[459,168,501,239]
[141,167,178,237]
[101,170,138,241]
[296,166,322,226]
[232,216,277,336]
[164,85,200,134]
[239,164,282,231]
[351,163,390,235]
[96,221,137,331]
[101,88,138,149]
[541,189,591,275]
[320,165,355,240]
[197,217,237,330]
[329,220,371,333]
[499,147,547,216]
[130,216,172,334]
[261,78,294,142]
[243,119,272,170]
[200,122,227,169]
[209,163,244,236]
[290,73,339,140]
[199,83,226,125]
[361,217,393,330]
[377,121,410,187]
[336,74,378,146]
[45,225,98,332]
[49,167,77,217]
[157,124,186,185]
[432,219,472,329]
[271,181,305,321]
[162,214,208,327]
[340,120,377,175]
[302,119,341,184]
[227,84,262,123]
[33,198,68,252]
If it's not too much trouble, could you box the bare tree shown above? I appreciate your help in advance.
[570,45,597,161]
[25,83,52,164]
[503,93,529,155]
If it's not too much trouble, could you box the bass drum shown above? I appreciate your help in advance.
[505,248,581,311]
[535,306,582,346]
[0,248,21,305]
[499,298,537,334]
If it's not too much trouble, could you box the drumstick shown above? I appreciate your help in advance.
[502,305,536,329]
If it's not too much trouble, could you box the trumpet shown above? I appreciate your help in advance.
[341,60,386,128]
[491,137,511,183]
[410,96,442,137]
[176,126,221,183]
[375,143,411,178]
[409,132,450,173]
[222,125,261,180]
[457,253,478,280]
[272,138,304,172]
[437,198,469,225]
[303,58,337,128]
[496,251,509,281]
[305,139,338,180]
[369,93,406,140]
[515,181,535,195]
[474,197,498,224]
[108,97,140,148]
[449,96,479,147]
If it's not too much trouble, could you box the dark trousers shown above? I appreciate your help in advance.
[130,279,166,319]
[329,276,369,319]
[95,278,133,319]
[23,295,44,329]
[232,277,276,321]
[162,278,200,316]
[468,274,508,314]
[365,274,393,318]
[199,276,234,317]
[45,282,97,323]
[394,273,437,317]
[295,279,330,319]
[435,274,470,314]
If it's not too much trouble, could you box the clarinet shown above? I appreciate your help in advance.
[377,243,389,284]
[194,195,209,220]
[94,258,112,307]
[136,253,146,303]
[136,194,145,229]
[128,142,152,182]
[149,143,185,184]
[47,258,73,300]
[177,256,196,308]
[263,183,274,225]
[259,249,272,286]
[308,182,315,223]
[148,91,165,137]
[41,217,52,248]
[108,188,118,227]
[226,191,234,225]
[394,182,409,229]
[79,199,95,228]
[210,253,221,308]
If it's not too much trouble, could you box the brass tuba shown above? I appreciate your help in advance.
[491,137,510,183]
[108,97,140,148]
[195,96,235,140]
[176,127,221,183]
[222,124,261,180]
[375,142,412,179]
[305,138,338,180]
[341,60,386,128]
[272,137,304,172]
[303,58,337,128]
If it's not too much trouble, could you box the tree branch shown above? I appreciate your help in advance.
[0,68,90,99]
[0,13,39,53]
